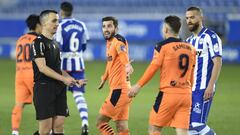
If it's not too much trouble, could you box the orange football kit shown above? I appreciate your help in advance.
[138,38,196,129]
[100,34,132,121]
[12,33,38,130]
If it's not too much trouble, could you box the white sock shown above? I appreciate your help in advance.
[73,91,89,127]
[12,130,19,135]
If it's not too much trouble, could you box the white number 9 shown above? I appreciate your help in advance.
[70,32,79,52]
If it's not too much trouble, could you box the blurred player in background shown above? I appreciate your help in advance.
[96,16,134,135]
[128,15,196,135]
[55,1,90,134]
[185,6,222,135]
[11,14,41,135]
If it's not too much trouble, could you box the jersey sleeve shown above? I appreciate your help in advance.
[81,22,90,44]
[30,38,45,60]
[151,45,164,67]
[207,33,222,59]
[137,63,159,87]
[116,41,129,65]
[137,45,164,87]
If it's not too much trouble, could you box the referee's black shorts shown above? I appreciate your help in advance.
[33,81,69,120]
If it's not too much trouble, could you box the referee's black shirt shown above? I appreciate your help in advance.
[30,34,62,83]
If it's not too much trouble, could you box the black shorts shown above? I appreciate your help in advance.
[33,81,69,120]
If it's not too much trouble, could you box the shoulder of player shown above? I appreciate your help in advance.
[204,28,220,40]
[74,19,86,25]
[17,33,38,43]
[32,35,46,45]
[113,34,127,45]
[155,37,182,52]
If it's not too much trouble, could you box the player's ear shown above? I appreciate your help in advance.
[164,24,168,34]
[115,27,119,33]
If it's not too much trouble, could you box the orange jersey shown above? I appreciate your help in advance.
[16,32,38,78]
[138,37,196,93]
[102,34,130,91]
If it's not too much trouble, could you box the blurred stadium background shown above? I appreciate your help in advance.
[0,0,240,135]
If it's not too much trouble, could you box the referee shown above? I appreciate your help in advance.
[30,10,86,135]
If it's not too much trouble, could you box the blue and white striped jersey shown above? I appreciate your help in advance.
[186,27,222,91]
[55,18,89,71]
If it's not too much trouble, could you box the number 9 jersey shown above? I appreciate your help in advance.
[55,18,89,72]
[138,37,196,94]
[155,37,196,93]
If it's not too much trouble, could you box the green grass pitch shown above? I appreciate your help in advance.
[0,59,239,135]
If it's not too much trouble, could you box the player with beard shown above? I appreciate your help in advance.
[185,6,222,135]
[96,16,134,135]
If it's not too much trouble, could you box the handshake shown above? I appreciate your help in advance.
[63,76,87,88]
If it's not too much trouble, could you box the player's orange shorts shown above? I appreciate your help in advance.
[15,77,34,104]
[100,89,132,121]
[149,90,191,129]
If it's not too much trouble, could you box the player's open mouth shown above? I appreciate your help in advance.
[104,31,110,35]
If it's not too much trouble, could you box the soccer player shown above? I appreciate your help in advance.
[11,14,41,135]
[96,16,134,135]
[128,15,196,135]
[30,10,86,135]
[185,7,222,135]
[55,2,90,134]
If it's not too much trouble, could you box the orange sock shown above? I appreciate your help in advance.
[12,106,23,131]
[118,130,130,135]
[97,122,115,135]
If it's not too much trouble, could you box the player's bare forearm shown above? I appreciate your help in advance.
[35,58,64,81]
[35,58,75,86]
[62,70,71,77]
[208,57,222,88]
[204,57,222,100]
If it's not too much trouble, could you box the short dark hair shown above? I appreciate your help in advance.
[164,15,181,34]
[25,14,40,30]
[39,10,58,24]
[102,16,118,28]
[61,1,73,17]
[187,6,202,14]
